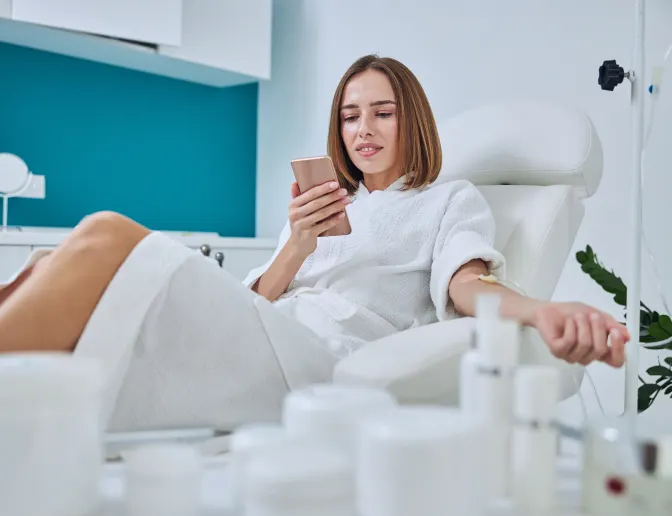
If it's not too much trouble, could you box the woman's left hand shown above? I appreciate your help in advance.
[531,302,630,367]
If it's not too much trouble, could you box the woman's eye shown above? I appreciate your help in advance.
[377,112,393,118]
[343,115,359,122]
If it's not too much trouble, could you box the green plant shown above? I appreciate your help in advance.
[576,245,672,413]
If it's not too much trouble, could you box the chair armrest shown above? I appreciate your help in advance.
[333,318,583,406]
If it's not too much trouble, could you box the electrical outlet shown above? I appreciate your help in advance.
[16,175,46,199]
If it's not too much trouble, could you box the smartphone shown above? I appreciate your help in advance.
[291,155,352,236]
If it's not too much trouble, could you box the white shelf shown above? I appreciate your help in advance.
[0,226,277,249]
[0,16,266,88]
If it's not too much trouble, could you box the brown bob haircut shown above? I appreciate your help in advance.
[327,54,442,195]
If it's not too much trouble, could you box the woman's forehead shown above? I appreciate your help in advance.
[342,70,395,105]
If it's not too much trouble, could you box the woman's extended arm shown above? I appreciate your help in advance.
[448,259,630,367]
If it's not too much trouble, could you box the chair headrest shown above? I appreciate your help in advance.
[434,99,603,199]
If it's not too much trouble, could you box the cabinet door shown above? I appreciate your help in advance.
[159,0,272,80]
[11,0,183,46]
[0,246,31,283]
[204,248,274,281]
[0,0,10,18]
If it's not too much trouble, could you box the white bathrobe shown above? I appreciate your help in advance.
[6,178,505,431]
[243,178,506,357]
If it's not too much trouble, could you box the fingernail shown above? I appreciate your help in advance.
[342,197,350,203]
[338,188,347,195]
[329,182,338,189]
[590,312,600,321]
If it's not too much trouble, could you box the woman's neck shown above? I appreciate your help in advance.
[362,171,404,192]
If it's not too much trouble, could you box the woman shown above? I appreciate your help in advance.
[0,55,628,430]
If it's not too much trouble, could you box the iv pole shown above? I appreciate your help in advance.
[599,1,646,428]
[625,0,645,428]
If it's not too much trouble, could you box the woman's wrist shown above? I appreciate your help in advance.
[500,296,546,328]
[284,236,312,262]
[517,298,548,327]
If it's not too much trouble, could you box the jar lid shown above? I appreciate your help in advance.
[513,365,560,422]
[124,443,203,478]
[0,353,103,403]
[231,423,288,453]
[283,384,396,435]
[244,442,353,503]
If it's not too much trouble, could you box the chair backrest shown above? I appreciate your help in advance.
[434,99,603,300]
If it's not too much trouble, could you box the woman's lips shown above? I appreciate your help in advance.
[357,146,382,158]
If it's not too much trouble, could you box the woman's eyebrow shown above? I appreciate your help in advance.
[340,100,397,110]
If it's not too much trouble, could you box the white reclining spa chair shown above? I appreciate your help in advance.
[333,99,603,405]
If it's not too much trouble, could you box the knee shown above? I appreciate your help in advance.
[71,211,149,250]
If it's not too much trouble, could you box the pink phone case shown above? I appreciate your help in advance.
[291,155,352,235]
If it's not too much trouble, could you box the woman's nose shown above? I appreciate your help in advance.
[359,117,374,138]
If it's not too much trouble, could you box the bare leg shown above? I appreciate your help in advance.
[0,212,150,353]
[0,264,38,306]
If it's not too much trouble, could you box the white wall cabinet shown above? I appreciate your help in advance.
[11,0,183,46]
[0,0,272,87]
[159,0,272,81]
[0,233,275,284]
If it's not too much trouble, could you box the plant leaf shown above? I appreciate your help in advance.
[659,316,672,335]
[644,342,672,351]
[614,291,627,306]
[575,245,628,306]
[640,383,661,397]
[647,366,672,377]
[639,391,655,413]
[665,385,672,395]
[665,357,672,367]
[649,323,671,340]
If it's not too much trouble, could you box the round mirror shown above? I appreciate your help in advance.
[0,154,29,195]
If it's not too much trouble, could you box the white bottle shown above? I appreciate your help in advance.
[512,365,561,512]
[243,441,355,516]
[124,444,203,516]
[460,294,501,413]
[282,384,397,461]
[473,313,521,501]
[229,423,291,511]
[356,406,480,516]
[0,354,104,516]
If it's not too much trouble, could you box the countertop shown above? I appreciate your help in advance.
[0,226,277,249]
[95,453,585,515]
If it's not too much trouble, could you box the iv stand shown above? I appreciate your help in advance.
[598,0,645,429]
[626,0,645,428]
[623,0,646,430]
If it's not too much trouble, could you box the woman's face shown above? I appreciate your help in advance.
[340,70,400,186]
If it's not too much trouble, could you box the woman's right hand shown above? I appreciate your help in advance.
[287,181,349,257]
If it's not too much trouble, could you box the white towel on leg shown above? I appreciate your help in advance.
[73,232,336,432]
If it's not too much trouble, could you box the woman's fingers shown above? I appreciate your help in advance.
[605,330,627,367]
[314,212,346,235]
[568,313,593,364]
[291,182,301,199]
[585,312,609,364]
[291,190,348,222]
[553,317,577,362]
[291,182,339,208]
[304,197,349,227]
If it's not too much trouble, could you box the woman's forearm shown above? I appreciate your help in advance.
[448,260,544,327]
[253,242,307,302]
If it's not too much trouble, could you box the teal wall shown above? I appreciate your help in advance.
[0,43,258,237]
